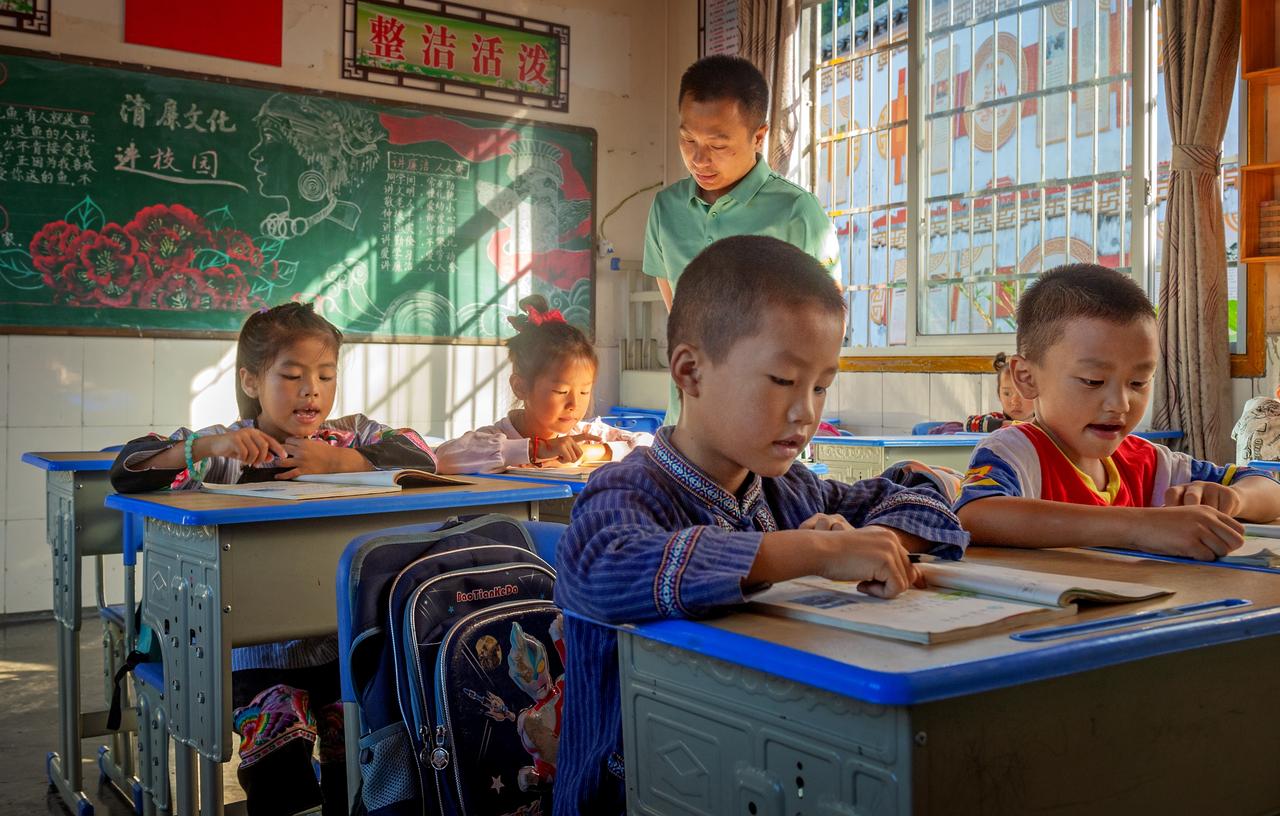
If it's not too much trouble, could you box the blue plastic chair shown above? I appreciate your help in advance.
[334,517,567,812]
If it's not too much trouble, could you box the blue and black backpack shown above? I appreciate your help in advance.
[340,514,564,816]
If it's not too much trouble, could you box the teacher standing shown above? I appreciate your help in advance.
[644,55,841,425]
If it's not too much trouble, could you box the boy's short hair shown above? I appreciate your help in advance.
[668,235,845,362]
[678,56,769,129]
[1016,263,1155,362]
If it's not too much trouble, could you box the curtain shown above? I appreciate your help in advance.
[1153,0,1240,461]
[738,0,803,178]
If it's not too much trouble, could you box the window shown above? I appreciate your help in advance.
[807,0,1247,365]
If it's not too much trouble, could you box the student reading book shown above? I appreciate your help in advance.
[552,236,967,815]
[954,264,1280,561]
[109,303,438,815]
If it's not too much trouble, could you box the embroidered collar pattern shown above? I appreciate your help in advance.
[648,429,777,532]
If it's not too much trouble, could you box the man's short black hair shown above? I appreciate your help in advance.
[668,235,845,363]
[678,55,769,129]
[1016,263,1155,362]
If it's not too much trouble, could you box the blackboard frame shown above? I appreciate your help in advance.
[0,43,597,345]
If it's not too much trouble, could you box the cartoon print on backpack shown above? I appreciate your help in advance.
[474,615,566,793]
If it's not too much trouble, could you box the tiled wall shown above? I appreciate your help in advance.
[0,0,683,615]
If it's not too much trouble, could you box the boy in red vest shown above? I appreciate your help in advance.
[955,263,1280,559]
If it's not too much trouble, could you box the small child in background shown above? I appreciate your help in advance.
[1232,387,1280,463]
[434,295,652,474]
[964,352,1036,431]
[111,303,436,816]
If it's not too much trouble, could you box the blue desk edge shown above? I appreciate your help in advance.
[22,451,115,471]
[578,603,1280,706]
[105,482,573,525]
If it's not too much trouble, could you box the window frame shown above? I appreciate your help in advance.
[803,0,1262,376]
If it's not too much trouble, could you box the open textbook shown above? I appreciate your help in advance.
[1219,535,1280,568]
[201,468,470,501]
[504,463,604,481]
[752,562,1172,644]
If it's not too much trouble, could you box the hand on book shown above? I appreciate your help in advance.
[202,428,286,467]
[1131,504,1244,561]
[816,525,922,599]
[533,433,602,466]
[274,438,370,480]
[1164,481,1243,517]
[799,513,854,532]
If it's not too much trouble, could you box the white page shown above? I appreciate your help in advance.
[201,482,400,501]
[918,560,1171,606]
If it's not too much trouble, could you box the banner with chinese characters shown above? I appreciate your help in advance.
[0,48,595,340]
[343,0,569,112]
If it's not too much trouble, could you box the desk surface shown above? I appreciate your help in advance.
[105,475,571,526]
[22,450,117,471]
[606,546,1280,706]
[1250,460,1280,470]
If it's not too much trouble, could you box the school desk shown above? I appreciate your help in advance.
[104,476,571,816]
[603,546,1280,815]
[808,434,981,481]
[22,450,140,816]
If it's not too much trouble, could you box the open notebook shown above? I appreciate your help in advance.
[1219,535,1280,568]
[752,561,1172,645]
[201,468,470,501]
[504,463,604,481]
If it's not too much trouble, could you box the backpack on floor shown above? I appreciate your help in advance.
[343,514,563,816]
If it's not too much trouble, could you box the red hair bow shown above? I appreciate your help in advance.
[525,305,566,326]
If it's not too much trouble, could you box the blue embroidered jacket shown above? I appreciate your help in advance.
[552,428,969,815]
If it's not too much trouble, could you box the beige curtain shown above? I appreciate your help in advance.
[1153,0,1240,461]
[738,0,803,177]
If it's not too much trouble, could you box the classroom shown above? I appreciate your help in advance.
[2,0,1279,814]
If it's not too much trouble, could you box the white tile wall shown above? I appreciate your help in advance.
[84,338,155,426]
[835,372,883,432]
[9,336,84,427]
[5,518,48,614]
[9,427,82,521]
[930,375,984,425]
[880,373,932,432]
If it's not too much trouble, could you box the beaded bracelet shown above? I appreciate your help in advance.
[184,432,209,482]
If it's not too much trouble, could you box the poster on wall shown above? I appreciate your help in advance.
[342,0,569,112]
[125,0,283,66]
[700,0,740,57]
[0,0,50,36]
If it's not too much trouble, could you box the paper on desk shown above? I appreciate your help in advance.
[918,559,1172,607]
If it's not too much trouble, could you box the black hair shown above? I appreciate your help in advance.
[668,235,845,362]
[1015,263,1155,362]
[506,295,598,388]
[678,55,769,129]
[235,302,342,420]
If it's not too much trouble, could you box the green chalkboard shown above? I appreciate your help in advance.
[0,46,596,341]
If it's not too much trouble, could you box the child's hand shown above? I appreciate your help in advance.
[534,434,602,465]
[201,428,286,466]
[274,438,367,479]
[1132,505,1245,560]
[817,525,921,599]
[799,513,854,532]
[1164,481,1243,516]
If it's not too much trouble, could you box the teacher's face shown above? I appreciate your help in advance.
[677,95,767,203]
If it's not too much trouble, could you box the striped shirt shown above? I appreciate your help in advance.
[552,428,969,814]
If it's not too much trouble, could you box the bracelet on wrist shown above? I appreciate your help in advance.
[183,432,209,483]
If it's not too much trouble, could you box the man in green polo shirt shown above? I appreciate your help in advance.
[644,55,841,424]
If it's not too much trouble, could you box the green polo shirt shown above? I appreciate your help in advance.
[643,155,841,423]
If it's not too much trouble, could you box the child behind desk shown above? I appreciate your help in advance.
[434,295,652,473]
[955,264,1280,560]
[110,303,436,816]
[552,236,968,815]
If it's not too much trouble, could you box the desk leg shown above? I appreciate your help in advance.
[175,744,197,816]
[199,755,223,814]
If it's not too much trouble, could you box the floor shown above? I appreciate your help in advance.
[0,618,247,815]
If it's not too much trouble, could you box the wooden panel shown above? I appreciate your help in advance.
[1241,1,1279,74]
[839,355,994,374]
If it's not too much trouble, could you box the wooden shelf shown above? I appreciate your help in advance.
[1243,66,1280,84]
[1242,256,1280,264]
[1243,163,1280,172]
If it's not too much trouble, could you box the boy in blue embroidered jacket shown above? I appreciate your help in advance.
[553,236,969,814]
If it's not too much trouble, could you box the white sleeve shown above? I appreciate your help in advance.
[582,419,653,462]
[433,427,531,474]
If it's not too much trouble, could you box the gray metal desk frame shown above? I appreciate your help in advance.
[23,451,139,816]
[106,477,570,816]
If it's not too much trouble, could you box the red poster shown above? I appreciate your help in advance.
[125,0,282,67]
